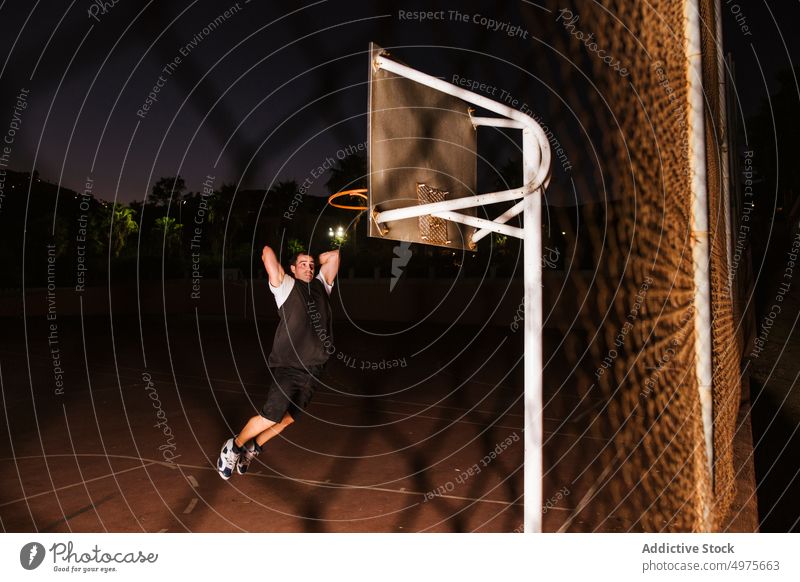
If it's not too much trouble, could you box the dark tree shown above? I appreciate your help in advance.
[149,176,186,207]
[324,153,367,194]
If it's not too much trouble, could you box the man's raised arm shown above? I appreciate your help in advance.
[262,245,285,287]
[319,249,340,286]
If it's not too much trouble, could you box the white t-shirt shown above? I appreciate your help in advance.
[269,271,333,308]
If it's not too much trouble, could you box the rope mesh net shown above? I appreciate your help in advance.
[536,0,740,531]
[699,0,741,529]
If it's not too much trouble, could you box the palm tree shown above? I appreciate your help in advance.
[154,216,183,256]
[107,204,139,258]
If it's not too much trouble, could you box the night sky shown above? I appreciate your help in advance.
[0,0,797,204]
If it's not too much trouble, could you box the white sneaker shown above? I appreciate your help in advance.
[236,440,260,475]
[217,438,240,480]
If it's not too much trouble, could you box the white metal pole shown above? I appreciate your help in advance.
[523,128,543,533]
[686,0,715,530]
[374,50,550,533]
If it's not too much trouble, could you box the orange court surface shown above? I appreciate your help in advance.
[0,309,758,533]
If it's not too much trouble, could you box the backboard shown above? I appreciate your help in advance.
[368,42,478,250]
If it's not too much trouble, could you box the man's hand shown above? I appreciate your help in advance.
[262,245,285,287]
[318,249,340,285]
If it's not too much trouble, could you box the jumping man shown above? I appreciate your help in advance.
[216,245,340,479]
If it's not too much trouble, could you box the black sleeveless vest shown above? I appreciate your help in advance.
[268,277,333,368]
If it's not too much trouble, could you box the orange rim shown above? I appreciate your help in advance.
[328,188,368,211]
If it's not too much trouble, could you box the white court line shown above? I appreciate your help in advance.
[0,461,156,508]
[249,467,567,511]
[4,378,600,441]
[318,389,594,424]
[2,456,526,509]
[183,498,198,514]
[0,350,574,422]
[249,469,521,507]
[309,398,521,430]
[1,353,600,445]
[377,396,525,419]
[0,455,573,513]
[308,400,604,442]
[171,461,526,508]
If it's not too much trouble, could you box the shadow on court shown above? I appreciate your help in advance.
[0,314,757,532]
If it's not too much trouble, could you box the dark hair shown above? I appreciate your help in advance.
[288,252,312,267]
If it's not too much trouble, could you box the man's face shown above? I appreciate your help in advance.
[290,254,315,283]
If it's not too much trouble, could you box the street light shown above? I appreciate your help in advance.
[328,225,346,247]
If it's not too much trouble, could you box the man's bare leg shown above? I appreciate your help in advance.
[234,415,277,448]
[255,412,294,447]
[234,412,294,448]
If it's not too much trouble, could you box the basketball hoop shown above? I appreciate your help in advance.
[328,189,368,211]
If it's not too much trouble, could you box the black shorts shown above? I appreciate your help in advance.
[259,365,324,423]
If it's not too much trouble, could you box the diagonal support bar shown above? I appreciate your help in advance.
[374,187,528,224]
[471,197,530,244]
[430,211,526,240]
